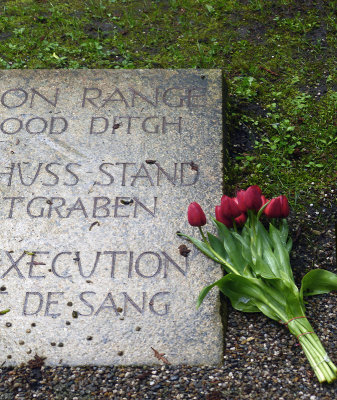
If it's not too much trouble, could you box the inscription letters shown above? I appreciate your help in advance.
[0,162,199,187]
[2,249,185,318]
[22,291,171,318]
[0,83,201,317]
[0,71,221,367]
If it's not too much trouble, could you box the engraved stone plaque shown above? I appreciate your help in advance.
[0,70,224,365]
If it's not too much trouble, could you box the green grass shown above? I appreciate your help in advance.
[0,0,336,211]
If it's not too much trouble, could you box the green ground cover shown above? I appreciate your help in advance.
[0,0,336,211]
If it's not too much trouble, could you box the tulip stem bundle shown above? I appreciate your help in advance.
[181,186,337,383]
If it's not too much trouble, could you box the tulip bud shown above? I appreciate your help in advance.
[220,195,241,219]
[215,205,233,228]
[279,195,290,218]
[244,185,263,211]
[236,190,247,213]
[187,202,206,227]
[250,185,262,195]
[261,195,269,206]
[235,212,247,227]
[264,197,281,218]
[264,195,290,219]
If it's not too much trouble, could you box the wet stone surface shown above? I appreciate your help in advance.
[0,69,224,366]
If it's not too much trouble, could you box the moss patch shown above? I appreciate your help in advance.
[0,0,336,211]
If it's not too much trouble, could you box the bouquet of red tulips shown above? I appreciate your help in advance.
[179,185,337,383]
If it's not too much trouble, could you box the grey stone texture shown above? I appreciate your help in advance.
[0,70,224,366]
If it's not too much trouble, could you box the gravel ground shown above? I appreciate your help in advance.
[0,189,336,399]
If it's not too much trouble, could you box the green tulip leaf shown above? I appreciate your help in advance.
[230,296,261,313]
[215,274,280,319]
[231,232,252,264]
[267,278,304,316]
[207,232,229,262]
[257,276,293,311]
[254,255,276,279]
[252,301,279,321]
[300,269,337,299]
[269,224,293,281]
[255,276,302,320]
[197,275,260,312]
[285,292,305,317]
[211,218,227,242]
[256,221,273,250]
[261,243,279,277]
[212,217,248,269]
[241,224,251,241]
[279,219,289,245]
[197,276,226,308]
[219,224,246,274]
[286,237,293,253]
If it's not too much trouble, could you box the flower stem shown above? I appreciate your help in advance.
[287,318,337,383]
[232,220,238,233]
[198,227,209,244]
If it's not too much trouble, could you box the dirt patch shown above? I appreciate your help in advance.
[0,32,12,40]
[84,21,122,39]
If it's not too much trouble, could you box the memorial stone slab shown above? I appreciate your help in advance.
[0,69,224,366]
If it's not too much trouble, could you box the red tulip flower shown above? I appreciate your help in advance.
[215,205,233,228]
[236,190,247,213]
[244,185,263,211]
[264,195,290,218]
[187,202,206,226]
[261,195,269,206]
[237,185,263,212]
[279,195,290,218]
[264,198,281,218]
[220,195,241,219]
[235,212,247,227]
[180,186,337,384]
